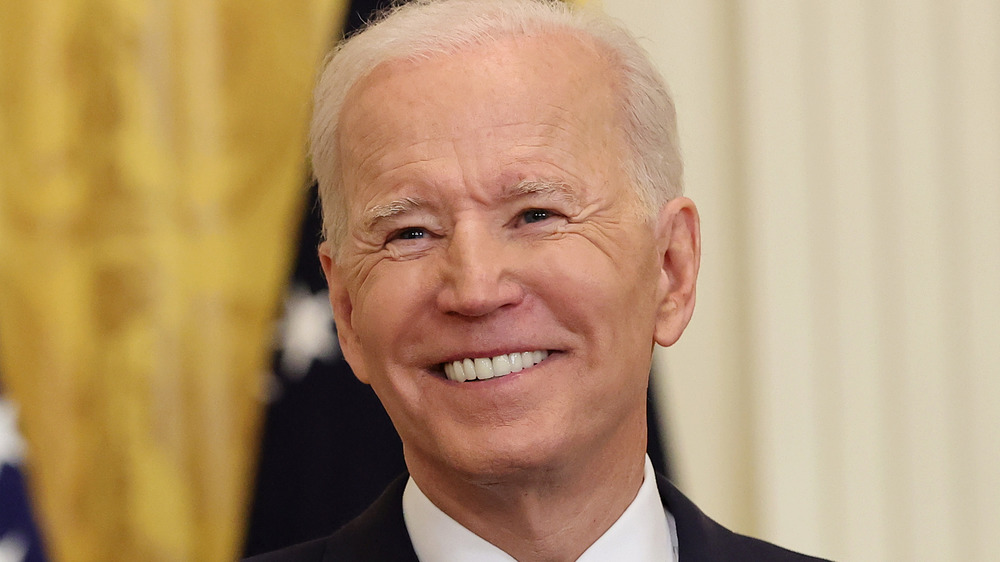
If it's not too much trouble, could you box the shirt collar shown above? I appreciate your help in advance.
[402,455,678,561]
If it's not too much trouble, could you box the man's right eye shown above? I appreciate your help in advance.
[390,227,428,241]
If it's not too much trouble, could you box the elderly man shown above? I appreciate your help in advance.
[250,0,827,560]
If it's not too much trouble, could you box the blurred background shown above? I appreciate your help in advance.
[1,1,997,561]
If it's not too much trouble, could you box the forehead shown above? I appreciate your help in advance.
[344,31,618,120]
[336,32,625,202]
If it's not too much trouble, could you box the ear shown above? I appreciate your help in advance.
[652,197,701,347]
[318,241,370,384]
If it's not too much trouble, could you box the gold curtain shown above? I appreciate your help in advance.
[0,1,347,560]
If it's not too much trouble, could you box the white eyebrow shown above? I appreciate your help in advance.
[361,196,427,231]
[503,179,580,205]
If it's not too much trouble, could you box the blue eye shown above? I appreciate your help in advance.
[522,209,552,224]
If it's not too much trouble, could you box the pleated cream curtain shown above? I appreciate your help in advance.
[600,1,1000,561]
[0,1,346,560]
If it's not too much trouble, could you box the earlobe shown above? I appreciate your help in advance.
[318,241,369,384]
[652,197,701,347]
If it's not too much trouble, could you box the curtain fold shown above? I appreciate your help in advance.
[0,1,347,560]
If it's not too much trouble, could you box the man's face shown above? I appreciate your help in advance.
[321,34,694,482]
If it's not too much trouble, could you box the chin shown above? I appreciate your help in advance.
[433,428,581,484]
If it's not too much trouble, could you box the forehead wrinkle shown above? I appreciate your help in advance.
[352,141,449,183]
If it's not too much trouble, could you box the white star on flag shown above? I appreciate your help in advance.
[0,398,26,468]
[0,532,27,562]
[277,284,341,381]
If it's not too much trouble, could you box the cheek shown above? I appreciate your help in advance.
[535,238,657,314]
[351,263,435,351]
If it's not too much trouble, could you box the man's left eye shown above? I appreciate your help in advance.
[522,209,554,224]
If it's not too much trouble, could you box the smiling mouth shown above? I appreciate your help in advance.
[441,350,550,382]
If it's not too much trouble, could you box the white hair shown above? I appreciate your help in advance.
[311,0,682,249]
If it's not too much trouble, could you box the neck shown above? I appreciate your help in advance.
[407,423,647,561]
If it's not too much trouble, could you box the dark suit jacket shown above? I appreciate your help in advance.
[245,473,831,561]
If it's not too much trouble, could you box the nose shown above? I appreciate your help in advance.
[436,223,525,317]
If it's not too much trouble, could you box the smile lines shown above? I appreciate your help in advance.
[443,350,549,382]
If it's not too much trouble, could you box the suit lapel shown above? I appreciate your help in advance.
[322,473,419,562]
[657,474,737,561]
[657,474,830,561]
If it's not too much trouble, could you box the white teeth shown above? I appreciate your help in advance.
[443,350,550,382]
[492,354,512,377]
[449,361,466,382]
[521,351,533,367]
[474,358,494,380]
[510,352,523,373]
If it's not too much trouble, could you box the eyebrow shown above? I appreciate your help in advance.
[503,179,581,205]
[362,196,427,231]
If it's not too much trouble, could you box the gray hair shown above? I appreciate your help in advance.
[311,0,682,249]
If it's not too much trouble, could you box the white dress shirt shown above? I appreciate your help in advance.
[402,455,679,561]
